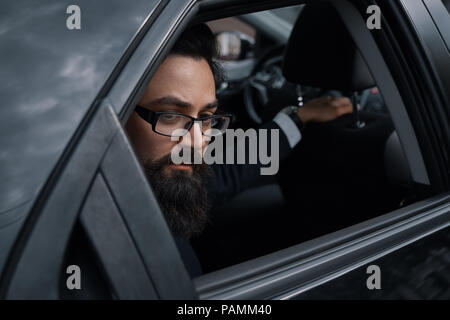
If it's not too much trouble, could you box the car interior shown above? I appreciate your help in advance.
[189,3,419,273]
[59,3,424,295]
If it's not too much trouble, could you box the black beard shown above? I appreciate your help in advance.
[142,154,211,239]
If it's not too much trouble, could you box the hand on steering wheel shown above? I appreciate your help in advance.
[297,96,354,124]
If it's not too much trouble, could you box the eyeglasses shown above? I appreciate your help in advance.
[135,105,232,137]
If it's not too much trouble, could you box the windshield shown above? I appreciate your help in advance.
[270,5,303,24]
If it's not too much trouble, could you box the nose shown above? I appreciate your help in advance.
[191,121,204,148]
[179,121,206,155]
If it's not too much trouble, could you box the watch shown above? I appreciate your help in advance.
[280,105,305,134]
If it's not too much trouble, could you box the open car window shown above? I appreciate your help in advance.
[121,0,445,291]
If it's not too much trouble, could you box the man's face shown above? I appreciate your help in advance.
[125,55,217,238]
[126,55,217,171]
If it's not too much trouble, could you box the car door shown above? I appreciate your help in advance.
[192,0,450,299]
[0,0,198,299]
[1,0,448,300]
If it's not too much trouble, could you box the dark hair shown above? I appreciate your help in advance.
[170,23,224,85]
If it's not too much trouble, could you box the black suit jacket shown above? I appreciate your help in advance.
[175,120,296,277]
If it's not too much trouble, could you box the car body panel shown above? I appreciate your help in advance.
[294,225,450,299]
[0,0,163,274]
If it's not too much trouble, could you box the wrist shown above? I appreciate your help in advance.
[278,106,306,134]
[297,107,314,124]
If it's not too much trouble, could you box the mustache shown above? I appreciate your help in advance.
[142,150,212,179]
[153,148,205,166]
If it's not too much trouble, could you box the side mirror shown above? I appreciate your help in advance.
[215,31,255,61]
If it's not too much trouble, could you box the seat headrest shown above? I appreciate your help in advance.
[283,3,375,92]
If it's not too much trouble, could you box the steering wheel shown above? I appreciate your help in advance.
[243,45,325,125]
[243,46,297,125]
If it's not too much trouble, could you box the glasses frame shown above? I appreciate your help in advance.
[135,105,233,137]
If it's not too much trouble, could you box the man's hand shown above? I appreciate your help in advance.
[297,96,354,124]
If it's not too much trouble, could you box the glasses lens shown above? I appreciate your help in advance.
[155,113,191,137]
[202,116,230,136]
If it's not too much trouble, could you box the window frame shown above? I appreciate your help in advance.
[110,0,449,299]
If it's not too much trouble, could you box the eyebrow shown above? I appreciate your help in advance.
[144,96,219,110]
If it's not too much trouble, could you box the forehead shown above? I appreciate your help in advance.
[141,55,216,104]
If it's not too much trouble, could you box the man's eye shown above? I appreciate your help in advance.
[202,118,219,126]
[160,114,178,121]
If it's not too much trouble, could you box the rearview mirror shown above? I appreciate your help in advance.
[215,31,255,61]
